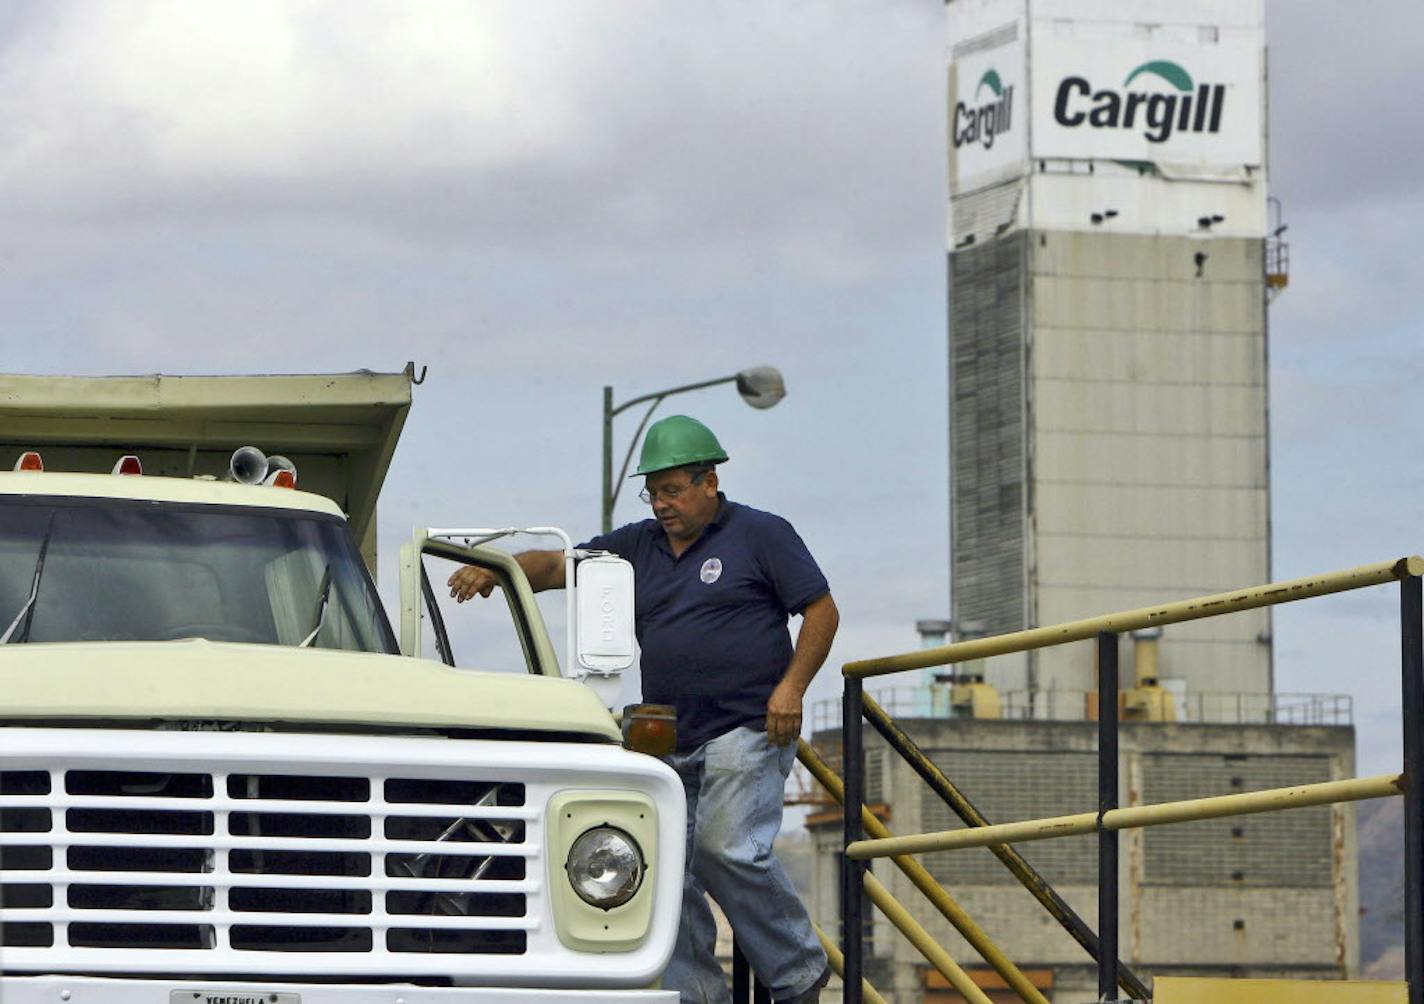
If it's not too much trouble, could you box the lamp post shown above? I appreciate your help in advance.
[601,367,785,532]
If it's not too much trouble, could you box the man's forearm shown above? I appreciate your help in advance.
[765,593,840,745]
[516,549,566,592]
[782,593,839,695]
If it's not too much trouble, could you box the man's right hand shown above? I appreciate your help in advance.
[448,566,498,602]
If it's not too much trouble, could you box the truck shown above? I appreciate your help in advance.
[0,368,685,1003]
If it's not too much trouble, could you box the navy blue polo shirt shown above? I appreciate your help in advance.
[579,495,829,751]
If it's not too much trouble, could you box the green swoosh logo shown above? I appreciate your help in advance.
[975,69,1003,99]
[1123,60,1194,92]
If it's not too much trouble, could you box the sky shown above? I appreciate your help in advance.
[2,0,1422,779]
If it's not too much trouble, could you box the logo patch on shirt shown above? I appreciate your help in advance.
[700,557,723,584]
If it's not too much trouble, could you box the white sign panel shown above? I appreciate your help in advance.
[949,35,1027,193]
[1031,40,1262,167]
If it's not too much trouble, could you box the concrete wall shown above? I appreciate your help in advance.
[1027,231,1271,703]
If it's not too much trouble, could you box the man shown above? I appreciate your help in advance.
[448,415,837,1004]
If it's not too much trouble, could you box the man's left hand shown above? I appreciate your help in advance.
[766,680,804,746]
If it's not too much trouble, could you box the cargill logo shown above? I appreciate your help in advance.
[1053,60,1225,143]
[954,68,1013,149]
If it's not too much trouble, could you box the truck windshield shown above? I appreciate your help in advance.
[0,497,397,653]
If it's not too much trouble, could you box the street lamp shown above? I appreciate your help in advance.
[601,366,785,532]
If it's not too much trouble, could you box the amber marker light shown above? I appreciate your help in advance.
[14,452,43,472]
[621,704,676,757]
[271,469,297,489]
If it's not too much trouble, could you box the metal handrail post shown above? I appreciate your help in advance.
[732,936,771,1002]
[1403,574,1423,1004]
[733,940,750,1001]
[1098,631,1120,1001]
[842,676,866,1004]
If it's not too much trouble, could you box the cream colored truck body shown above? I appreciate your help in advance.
[0,371,681,1003]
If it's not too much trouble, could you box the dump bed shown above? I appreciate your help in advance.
[0,367,414,568]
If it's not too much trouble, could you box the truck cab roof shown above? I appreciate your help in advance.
[0,470,347,518]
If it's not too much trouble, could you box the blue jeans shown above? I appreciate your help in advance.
[661,726,827,1004]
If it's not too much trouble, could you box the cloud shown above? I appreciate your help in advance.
[0,3,592,199]
[1267,0,1424,211]
[1269,197,1424,353]
[0,0,949,406]
[0,0,944,267]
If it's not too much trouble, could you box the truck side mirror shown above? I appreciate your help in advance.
[575,554,635,707]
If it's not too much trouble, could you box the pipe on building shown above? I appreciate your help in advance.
[849,773,1406,859]
[1132,626,1162,685]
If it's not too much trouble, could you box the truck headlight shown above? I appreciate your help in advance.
[547,791,659,951]
[565,825,644,908]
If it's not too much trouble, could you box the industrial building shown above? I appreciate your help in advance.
[808,3,1359,1001]
[807,717,1357,1003]
[946,0,1280,709]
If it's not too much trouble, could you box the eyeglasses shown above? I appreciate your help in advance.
[639,471,707,505]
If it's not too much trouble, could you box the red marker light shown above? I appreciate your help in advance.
[621,704,677,757]
[14,452,43,472]
[271,470,297,489]
[112,455,143,476]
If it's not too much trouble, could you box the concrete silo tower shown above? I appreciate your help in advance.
[947,0,1281,715]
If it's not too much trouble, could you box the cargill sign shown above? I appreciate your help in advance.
[1029,40,1262,166]
[1053,61,1225,144]
[954,68,1015,150]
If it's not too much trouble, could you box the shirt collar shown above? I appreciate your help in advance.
[708,493,732,527]
[645,493,733,553]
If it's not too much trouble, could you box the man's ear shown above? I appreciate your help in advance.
[704,469,720,493]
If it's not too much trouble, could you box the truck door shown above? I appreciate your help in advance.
[400,537,562,677]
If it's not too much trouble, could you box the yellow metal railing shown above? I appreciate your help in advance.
[848,772,1404,859]
[798,740,1034,1004]
[831,556,1424,1004]
[843,557,1422,681]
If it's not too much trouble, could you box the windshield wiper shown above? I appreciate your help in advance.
[2,513,57,644]
[298,564,333,648]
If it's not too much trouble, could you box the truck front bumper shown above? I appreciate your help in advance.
[0,977,679,1004]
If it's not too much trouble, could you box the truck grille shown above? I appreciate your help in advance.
[0,765,536,960]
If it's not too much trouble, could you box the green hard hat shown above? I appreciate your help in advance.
[634,415,729,476]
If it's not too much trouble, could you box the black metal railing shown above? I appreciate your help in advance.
[732,939,772,1003]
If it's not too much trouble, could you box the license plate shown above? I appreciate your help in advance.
[171,993,300,1004]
